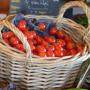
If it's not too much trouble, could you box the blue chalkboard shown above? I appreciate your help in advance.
[20,0,60,16]
[9,0,73,17]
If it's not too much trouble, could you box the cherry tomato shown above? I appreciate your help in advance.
[64,35,72,42]
[70,49,78,55]
[38,22,46,31]
[2,31,14,39]
[40,40,48,48]
[24,31,36,40]
[54,49,66,57]
[37,52,46,57]
[56,39,66,47]
[54,49,62,57]
[34,35,43,44]
[53,43,62,50]
[77,43,84,52]
[66,50,71,56]
[66,41,75,50]
[62,49,67,56]
[17,20,28,32]
[47,45,55,52]
[47,36,56,44]
[15,44,25,52]
[56,30,66,39]
[35,45,46,53]
[31,30,37,37]
[46,51,55,57]
[49,26,58,35]
[3,38,9,44]
[43,34,49,41]
[9,36,20,45]
[28,39,35,51]
[33,39,37,45]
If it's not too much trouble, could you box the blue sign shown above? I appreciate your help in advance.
[20,0,60,16]
[9,0,73,18]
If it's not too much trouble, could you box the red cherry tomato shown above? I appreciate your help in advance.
[70,49,78,55]
[40,40,48,48]
[54,49,62,57]
[56,30,66,39]
[2,31,14,39]
[24,31,36,40]
[64,35,72,42]
[35,45,46,53]
[28,39,35,51]
[15,44,25,52]
[23,31,31,40]
[31,30,37,37]
[37,52,46,57]
[46,51,55,57]
[53,43,62,50]
[66,50,71,56]
[49,26,58,35]
[17,20,28,32]
[34,35,43,44]
[9,36,20,45]
[3,38,9,44]
[56,39,66,47]
[47,36,56,44]
[66,41,75,50]
[33,39,37,45]
[43,34,49,41]
[47,45,55,51]
[77,43,84,52]
[54,49,66,57]
[38,22,46,31]
[61,49,67,56]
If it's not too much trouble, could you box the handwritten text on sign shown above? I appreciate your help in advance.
[20,0,60,16]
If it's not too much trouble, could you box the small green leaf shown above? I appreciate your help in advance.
[73,14,88,28]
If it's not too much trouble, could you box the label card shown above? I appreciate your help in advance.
[9,0,61,16]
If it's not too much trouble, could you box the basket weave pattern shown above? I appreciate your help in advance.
[0,1,90,90]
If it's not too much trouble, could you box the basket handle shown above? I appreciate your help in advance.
[84,28,90,51]
[57,1,90,31]
[0,19,32,60]
[57,1,90,51]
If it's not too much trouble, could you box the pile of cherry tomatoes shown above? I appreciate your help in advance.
[2,14,84,57]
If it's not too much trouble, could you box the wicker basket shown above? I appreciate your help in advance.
[0,1,90,90]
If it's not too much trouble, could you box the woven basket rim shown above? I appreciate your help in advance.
[0,17,89,64]
[0,1,90,63]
